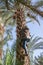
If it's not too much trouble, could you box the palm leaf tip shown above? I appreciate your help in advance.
[27,13,40,25]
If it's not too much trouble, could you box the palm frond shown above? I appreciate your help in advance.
[32,42,43,50]
[28,36,43,51]
[29,36,42,47]
[5,0,10,10]
[27,13,40,25]
[19,0,43,17]
[34,52,43,65]
[33,1,43,8]
[11,41,16,52]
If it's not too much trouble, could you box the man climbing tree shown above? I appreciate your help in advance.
[0,0,43,65]
[21,26,31,55]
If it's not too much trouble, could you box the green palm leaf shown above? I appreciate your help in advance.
[28,36,43,51]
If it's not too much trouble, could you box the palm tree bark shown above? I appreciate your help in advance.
[0,48,2,59]
[0,23,4,60]
[13,7,30,65]
[0,42,3,60]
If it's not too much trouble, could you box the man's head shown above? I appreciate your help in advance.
[21,26,31,39]
[24,26,31,39]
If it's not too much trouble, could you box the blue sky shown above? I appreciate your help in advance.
[26,17,43,38]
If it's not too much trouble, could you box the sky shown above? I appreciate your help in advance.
[27,17,43,38]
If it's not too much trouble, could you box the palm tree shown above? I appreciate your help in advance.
[0,23,13,59]
[3,45,13,65]
[3,36,43,65]
[3,43,16,65]
[28,36,43,65]
[0,0,43,65]
[0,22,5,59]
[34,52,43,65]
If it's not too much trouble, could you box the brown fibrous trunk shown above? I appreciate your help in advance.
[13,8,30,65]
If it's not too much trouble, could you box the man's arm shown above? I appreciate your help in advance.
[25,38,30,42]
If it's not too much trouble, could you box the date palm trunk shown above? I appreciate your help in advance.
[0,41,3,59]
[0,42,3,59]
[0,23,4,60]
[0,48,2,59]
[14,6,30,65]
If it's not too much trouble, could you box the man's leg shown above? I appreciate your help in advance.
[23,42,28,55]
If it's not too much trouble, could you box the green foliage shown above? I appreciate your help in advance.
[15,60,24,65]
[3,45,16,65]
[0,0,43,26]
[28,36,43,51]
[1,36,43,65]
[0,0,43,65]
[0,25,13,48]
[0,59,2,65]
[34,52,43,65]
[27,36,43,65]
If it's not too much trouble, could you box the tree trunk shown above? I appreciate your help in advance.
[14,7,30,65]
[0,48,2,59]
